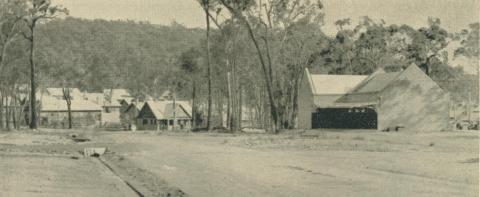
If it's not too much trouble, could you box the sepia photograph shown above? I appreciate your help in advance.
[0,0,479,196]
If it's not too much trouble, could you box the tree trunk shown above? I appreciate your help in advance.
[172,91,176,130]
[227,71,232,130]
[63,88,73,129]
[5,94,10,131]
[67,100,72,129]
[238,85,243,131]
[0,90,4,130]
[289,73,302,129]
[17,98,27,129]
[215,90,224,128]
[12,96,17,129]
[29,24,37,129]
[191,80,196,131]
[240,16,279,133]
[203,1,213,131]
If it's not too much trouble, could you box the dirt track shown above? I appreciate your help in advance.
[0,131,181,197]
[104,131,479,197]
[0,130,478,197]
[0,153,138,197]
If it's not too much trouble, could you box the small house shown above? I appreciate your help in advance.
[121,101,145,130]
[137,101,192,130]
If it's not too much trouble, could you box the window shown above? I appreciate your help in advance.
[143,119,148,125]
[105,107,111,113]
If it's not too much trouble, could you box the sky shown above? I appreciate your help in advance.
[53,0,479,35]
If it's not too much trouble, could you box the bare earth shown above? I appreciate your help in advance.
[0,129,478,197]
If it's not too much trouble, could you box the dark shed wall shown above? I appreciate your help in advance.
[378,66,450,131]
[312,108,377,129]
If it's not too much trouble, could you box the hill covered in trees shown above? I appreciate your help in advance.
[35,17,205,96]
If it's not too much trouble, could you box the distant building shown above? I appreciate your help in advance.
[299,64,450,131]
[137,101,192,130]
[121,101,145,130]
[42,88,84,100]
[451,102,480,123]
[102,89,133,125]
[39,95,102,128]
[82,92,104,105]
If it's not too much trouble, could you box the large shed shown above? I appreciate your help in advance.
[298,69,368,129]
[299,64,450,131]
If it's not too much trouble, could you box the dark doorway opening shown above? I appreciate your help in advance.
[312,107,377,129]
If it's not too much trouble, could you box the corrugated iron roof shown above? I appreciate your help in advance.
[145,101,192,120]
[352,72,401,93]
[83,92,104,105]
[41,96,102,112]
[306,69,368,95]
[44,88,84,99]
[134,102,145,110]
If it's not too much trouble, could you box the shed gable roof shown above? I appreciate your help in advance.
[306,68,367,95]
[347,70,402,94]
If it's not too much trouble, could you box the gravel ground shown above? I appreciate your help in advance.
[0,129,478,197]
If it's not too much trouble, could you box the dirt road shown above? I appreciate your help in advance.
[105,131,478,197]
[0,131,138,197]
[0,154,138,197]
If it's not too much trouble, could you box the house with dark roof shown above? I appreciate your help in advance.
[298,64,450,131]
[136,101,192,130]
[121,101,145,130]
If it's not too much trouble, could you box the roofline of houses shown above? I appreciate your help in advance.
[41,110,102,112]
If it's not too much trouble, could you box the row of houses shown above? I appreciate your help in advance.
[4,63,475,131]
[36,88,193,130]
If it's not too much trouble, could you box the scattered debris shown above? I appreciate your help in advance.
[84,147,107,157]
[72,138,90,143]
[70,133,91,143]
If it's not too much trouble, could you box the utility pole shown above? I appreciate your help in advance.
[172,91,176,130]
[468,92,472,122]
[227,71,232,130]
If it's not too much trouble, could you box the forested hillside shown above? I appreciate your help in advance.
[35,17,204,95]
